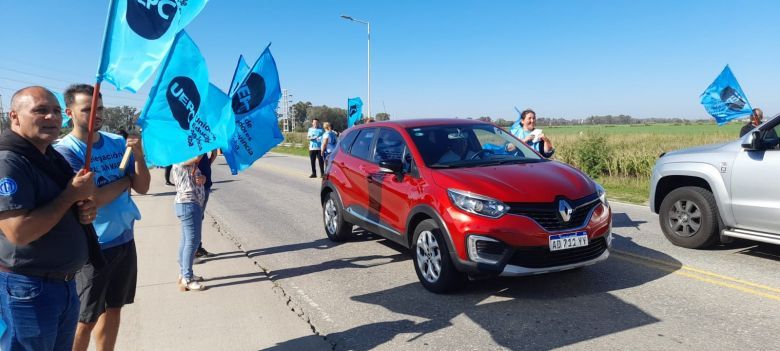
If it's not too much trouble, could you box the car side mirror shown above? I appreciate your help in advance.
[379,159,404,175]
[742,131,763,151]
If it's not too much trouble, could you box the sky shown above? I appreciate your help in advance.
[1,0,780,121]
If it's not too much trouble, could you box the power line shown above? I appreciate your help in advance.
[0,77,146,104]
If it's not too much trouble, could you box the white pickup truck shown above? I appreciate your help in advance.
[649,114,780,248]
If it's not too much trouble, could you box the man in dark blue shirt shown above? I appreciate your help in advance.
[195,150,218,259]
[0,86,98,350]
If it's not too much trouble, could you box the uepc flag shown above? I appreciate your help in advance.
[99,0,208,92]
[222,46,284,175]
[137,31,231,166]
[347,97,363,128]
[700,65,752,125]
[510,106,523,137]
[229,55,250,97]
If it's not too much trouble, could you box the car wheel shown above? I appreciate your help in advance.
[659,186,720,249]
[323,192,353,241]
[412,219,466,293]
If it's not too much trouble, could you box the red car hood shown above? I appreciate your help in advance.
[431,161,596,203]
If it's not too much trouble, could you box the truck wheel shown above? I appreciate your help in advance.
[659,186,720,249]
[412,219,466,293]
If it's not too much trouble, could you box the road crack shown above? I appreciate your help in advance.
[207,215,338,350]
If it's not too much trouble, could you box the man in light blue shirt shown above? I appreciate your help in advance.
[307,118,324,178]
[54,84,150,351]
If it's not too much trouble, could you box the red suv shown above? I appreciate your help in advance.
[320,119,612,293]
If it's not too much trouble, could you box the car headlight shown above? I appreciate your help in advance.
[447,189,508,218]
[595,182,608,206]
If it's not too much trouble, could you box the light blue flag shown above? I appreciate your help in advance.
[347,97,363,128]
[229,55,250,97]
[700,65,752,125]
[48,90,71,128]
[222,45,284,175]
[510,106,523,137]
[98,0,208,92]
[137,31,231,166]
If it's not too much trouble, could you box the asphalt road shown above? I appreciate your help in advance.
[205,153,780,351]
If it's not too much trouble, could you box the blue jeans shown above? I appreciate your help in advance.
[175,202,202,280]
[0,272,79,351]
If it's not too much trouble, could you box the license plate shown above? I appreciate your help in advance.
[549,231,588,251]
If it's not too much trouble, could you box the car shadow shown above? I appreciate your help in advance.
[271,232,682,350]
[611,212,647,229]
[735,243,780,261]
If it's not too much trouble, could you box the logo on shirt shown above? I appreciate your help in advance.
[0,177,18,196]
[231,72,266,115]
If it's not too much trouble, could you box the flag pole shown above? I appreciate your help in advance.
[84,0,118,171]
[83,81,103,171]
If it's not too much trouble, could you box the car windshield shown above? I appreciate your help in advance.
[406,124,545,168]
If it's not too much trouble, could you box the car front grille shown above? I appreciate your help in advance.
[507,236,607,268]
[506,194,600,231]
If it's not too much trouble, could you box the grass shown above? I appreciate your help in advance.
[595,176,650,205]
[272,145,310,157]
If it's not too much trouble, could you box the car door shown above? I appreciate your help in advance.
[341,128,378,219]
[370,127,423,240]
[730,120,780,233]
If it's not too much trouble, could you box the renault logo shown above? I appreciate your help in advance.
[558,200,573,222]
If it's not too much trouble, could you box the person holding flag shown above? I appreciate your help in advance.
[54,84,150,351]
[0,86,101,351]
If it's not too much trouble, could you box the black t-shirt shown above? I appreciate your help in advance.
[197,153,212,190]
[0,150,88,273]
[740,122,756,137]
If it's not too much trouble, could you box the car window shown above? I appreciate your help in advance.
[349,128,376,160]
[339,130,358,153]
[407,124,543,168]
[373,128,407,163]
[764,124,780,150]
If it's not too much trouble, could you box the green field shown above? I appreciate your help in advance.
[273,121,748,204]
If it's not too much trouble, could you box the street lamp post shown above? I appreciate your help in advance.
[340,15,370,121]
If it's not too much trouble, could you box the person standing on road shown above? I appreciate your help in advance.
[55,84,151,351]
[321,122,338,161]
[194,150,219,262]
[307,118,324,178]
[511,109,555,158]
[0,86,102,351]
[172,156,207,291]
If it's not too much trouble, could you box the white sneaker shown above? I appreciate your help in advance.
[179,277,206,291]
[178,274,204,282]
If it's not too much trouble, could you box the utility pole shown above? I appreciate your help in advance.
[280,89,296,133]
[281,89,289,133]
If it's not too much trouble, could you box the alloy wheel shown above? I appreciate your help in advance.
[667,199,701,237]
[324,198,338,235]
[416,230,442,283]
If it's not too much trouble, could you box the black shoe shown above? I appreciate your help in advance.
[195,247,214,258]
[165,181,174,186]
[309,174,317,178]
